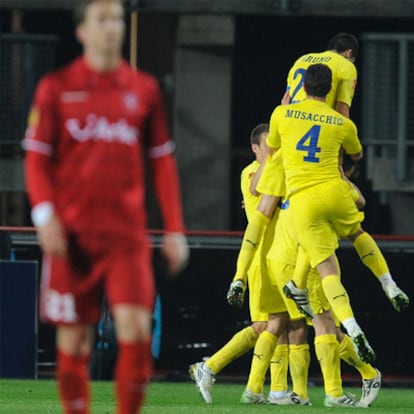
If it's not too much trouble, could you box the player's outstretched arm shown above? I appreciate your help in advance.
[151,153,189,276]
[281,90,291,105]
[227,194,279,307]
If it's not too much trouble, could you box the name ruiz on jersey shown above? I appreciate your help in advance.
[65,113,139,145]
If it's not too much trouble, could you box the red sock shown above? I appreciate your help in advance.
[56,349,90,414]
[115,340,152,414]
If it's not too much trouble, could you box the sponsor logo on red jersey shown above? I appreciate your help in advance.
[65,113,138,145]
[122,92,139,111]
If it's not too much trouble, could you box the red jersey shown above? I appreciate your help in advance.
[24,57,184,238]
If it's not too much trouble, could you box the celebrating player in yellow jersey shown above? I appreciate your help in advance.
[267,63,376,364]
[281,33,409,315]
[282,32,358,118]
[267,201,382,407]
[239,149,379,408]
[189,124,289,404]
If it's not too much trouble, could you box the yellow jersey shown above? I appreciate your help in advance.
[285,50,357,108]
[267,99,362,195]
[240,160,260,223]
[256,150,286,198]
[268,202,297,266]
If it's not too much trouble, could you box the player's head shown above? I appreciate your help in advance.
[250,123,269,145]
[327,33,359,62]
[74,0,125,56]
[304,64,332,98]
[250,123,269,163]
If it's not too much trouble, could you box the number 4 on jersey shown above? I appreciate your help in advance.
[296,124,321,163]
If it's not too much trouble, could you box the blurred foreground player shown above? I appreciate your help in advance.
[23,1,189,413]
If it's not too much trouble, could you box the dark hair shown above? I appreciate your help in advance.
[327,33,359,59]
[250,123,269,145]
[73,0,124,27]
[304,64,332,98]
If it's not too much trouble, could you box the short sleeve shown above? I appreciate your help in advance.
[266,106,282,150]
[342,119,362,155]
[336,62,357,108]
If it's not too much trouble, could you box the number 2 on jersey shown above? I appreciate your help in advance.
[296,125,321,163]
[290,68,306,103]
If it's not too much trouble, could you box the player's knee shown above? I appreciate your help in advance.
[287,319,307,343]
[251,321,267,335]
[346,226,363,242]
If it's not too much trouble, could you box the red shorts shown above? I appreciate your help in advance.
[39,232,155,325]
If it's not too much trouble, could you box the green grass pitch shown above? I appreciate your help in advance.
[1,379,413,413]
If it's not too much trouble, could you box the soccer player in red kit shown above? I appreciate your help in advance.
[23,1,189,413]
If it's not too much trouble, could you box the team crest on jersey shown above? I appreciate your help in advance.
[27,106,39,127]
[122,93,139,111]
[351,79,357,90]
[25,106,40,139]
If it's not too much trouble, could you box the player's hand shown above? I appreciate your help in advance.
[161,232,189,276]
[36,214,67,257]
[281,91,292,105]
[341,152,360,178]
[226,279,245,307]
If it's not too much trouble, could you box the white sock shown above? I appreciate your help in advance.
[342,318,361,337]
[269,390,288,398]
[378,273,396,290]
[203,362,214,375]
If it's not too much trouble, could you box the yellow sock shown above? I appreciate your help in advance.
[288,344,310,400]
[206,326,258,374]
[292,246,311,289]
[270,343,289,393]
[314,334,342,398]
[353,232,389,278]
[234,210,269,284]
[338,335,377,380]
[322,275,354,323]
[246,331,278,394]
